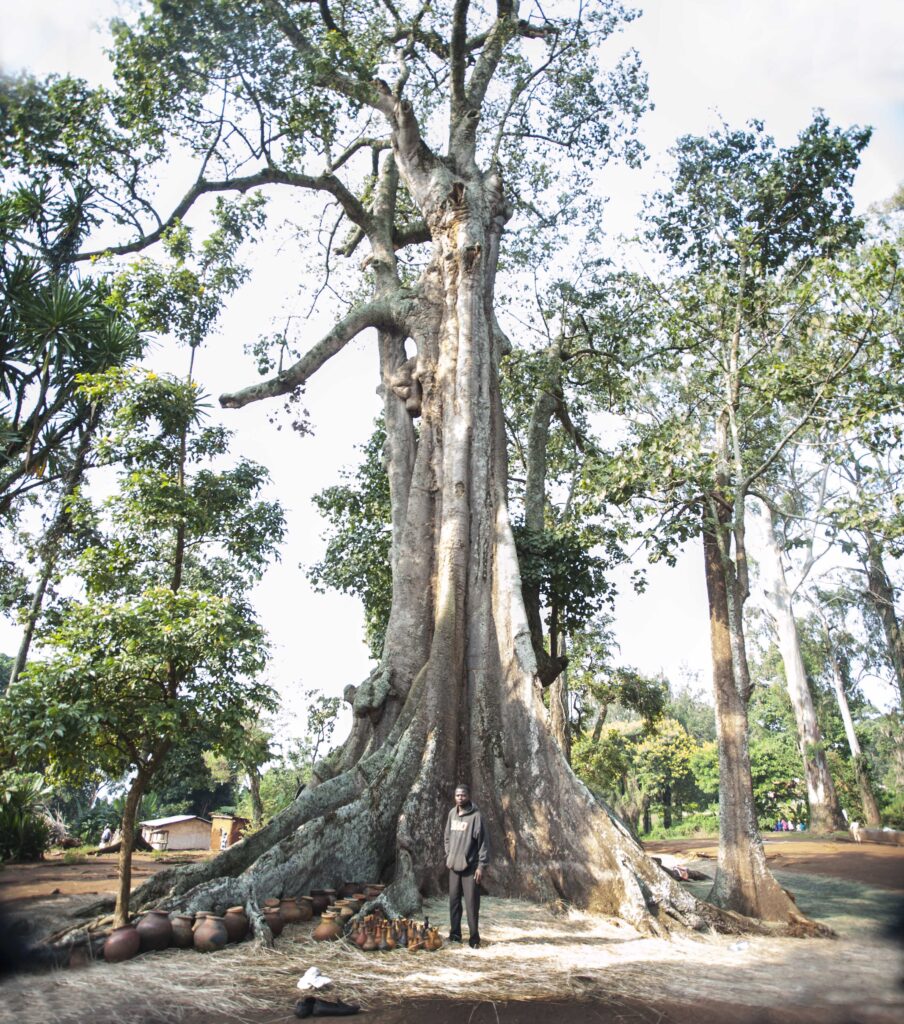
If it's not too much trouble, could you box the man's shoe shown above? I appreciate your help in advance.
[294,997,316,1018]
[310,998,361,1017]
[468,935,481,949]
[447,933,462,943]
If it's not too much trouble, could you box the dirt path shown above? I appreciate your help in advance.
[644,834,904,891]
[1,839,902,1024]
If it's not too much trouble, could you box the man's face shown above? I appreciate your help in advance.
[454,788,470,808]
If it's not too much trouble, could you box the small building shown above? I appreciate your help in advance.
[210,813,250,852]
[140,815,211,851]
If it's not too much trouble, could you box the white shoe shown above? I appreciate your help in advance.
[297,967,334,991]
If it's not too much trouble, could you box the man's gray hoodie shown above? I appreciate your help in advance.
[444,802,489,872]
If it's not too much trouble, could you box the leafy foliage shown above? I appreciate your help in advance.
[0,770,52,860]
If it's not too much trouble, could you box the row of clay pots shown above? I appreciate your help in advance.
[350,915,443,952]
[103,906,250,963]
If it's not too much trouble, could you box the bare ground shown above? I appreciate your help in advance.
[0,837,902,1024]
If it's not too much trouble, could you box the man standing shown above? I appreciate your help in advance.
[444,783,489,949]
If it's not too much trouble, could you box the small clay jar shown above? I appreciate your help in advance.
[136,909,173,952]
[223,906,249,943]
[103,923,141,963]
[193,913,228,953]
[297,896,314,922]
[362,925,377,952]
[262,906,284,937]
[279,897,302,924]
[363,883,385,898]
[352,921,367,947]
[170,913,195,948]
[263,898,281,910]
[426,927,442,952]
[312,910,343,942]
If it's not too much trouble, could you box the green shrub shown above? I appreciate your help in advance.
[645,810,718,841]
[880,791,904,830]
[0,771,52,861]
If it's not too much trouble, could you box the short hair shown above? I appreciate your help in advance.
[454,783,471,794]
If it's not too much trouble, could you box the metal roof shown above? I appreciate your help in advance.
[139,815,211,827]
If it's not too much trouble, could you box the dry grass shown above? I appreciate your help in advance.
[5,898,904,1024]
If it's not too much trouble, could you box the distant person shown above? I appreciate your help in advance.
[100,824,113,845]
[444,783,489,949]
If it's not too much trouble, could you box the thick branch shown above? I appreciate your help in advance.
[219,298,403,408]
[74,167,369,262]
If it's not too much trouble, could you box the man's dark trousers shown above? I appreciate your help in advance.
[448,864,479,941]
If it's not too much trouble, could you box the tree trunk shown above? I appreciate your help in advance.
[863,534,904,709]
[749,499,845,832]
[549,637,571,761]
[641,795,651,836]
[522,344,567,686]
[827,650,881,827]
[247,770,264,830]
[662,783,672,830]
[8,421,95,688]
[703,509,799,922]
[114,774,147,928]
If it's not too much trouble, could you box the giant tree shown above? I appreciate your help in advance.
[41,0,745,933]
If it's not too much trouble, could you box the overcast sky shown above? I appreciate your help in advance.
[2,1,902,733]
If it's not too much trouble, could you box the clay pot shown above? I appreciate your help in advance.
[362,925,377,952]
[333,900,355,921]
[279,897,302,924]
[170,913,195,948]
[426,927,443,952]
[309,889,336,916]
[338,881,367,899]
[136,909,172,952]
[223,906,249,943]
[193,913,228,953]
[298,896,314,922]
[311,911,343,942]
[103,923,141,963]
[363,884,385,898]
[263,898,281,910]
[262,907,284,937]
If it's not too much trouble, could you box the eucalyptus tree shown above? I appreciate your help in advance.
[591,115,872,920]
[27,0,740,932]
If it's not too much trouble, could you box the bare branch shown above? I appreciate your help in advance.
[73,166,369,262]
[219,298,404,408]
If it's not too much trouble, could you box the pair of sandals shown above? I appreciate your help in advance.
[294,996,360,1017]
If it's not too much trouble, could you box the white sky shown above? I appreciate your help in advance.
[1,1,902,731]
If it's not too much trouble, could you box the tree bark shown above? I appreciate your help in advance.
[702,508,799,922]
[749,499,845,832]
[826,647,881,827]
[863,533,904,709]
